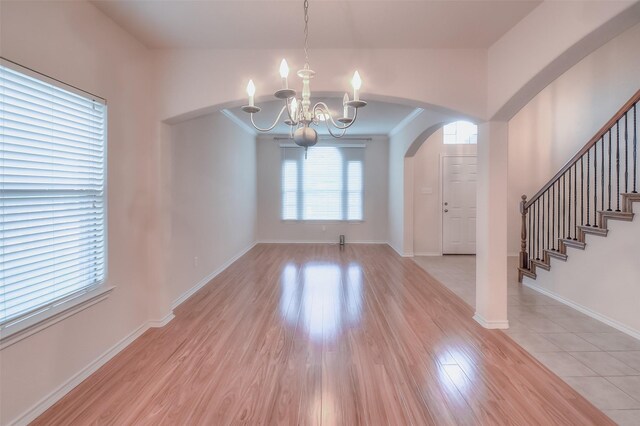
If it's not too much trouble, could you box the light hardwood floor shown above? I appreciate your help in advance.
[34,244,613,425]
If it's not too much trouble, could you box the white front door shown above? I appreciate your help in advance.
[442,156,477,254]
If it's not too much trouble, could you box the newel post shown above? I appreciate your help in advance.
[519,195,528,271]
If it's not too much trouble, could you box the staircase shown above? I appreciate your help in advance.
[518,90,640,282]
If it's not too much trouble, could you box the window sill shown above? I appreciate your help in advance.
[0,285,115,350]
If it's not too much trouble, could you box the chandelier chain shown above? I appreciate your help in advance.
[303,0,309,63]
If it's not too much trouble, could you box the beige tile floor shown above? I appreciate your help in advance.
[413,255,640,426]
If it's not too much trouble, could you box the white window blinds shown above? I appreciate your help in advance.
[0,62,107,326]
[281,145,364,221]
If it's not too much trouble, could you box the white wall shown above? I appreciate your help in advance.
[0,1,158,424]
[412,129,477,255]
[508,22,640,255]
[167,112,257,304]
[256,136,388,243]
[524,209,640,337]
[488,0,640,119]
[155,48,488,122]
[388,110,453,256]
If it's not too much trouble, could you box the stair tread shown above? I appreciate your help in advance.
[531,259,550,271]
[579,225,608,236]
[518,267,536,280]
[545,249,568,261]
[600,210,634,217]
[561,238,586,249]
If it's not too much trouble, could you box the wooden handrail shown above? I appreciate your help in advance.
[525,89,640,210]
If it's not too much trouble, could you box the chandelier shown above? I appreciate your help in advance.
[241,0,366,152]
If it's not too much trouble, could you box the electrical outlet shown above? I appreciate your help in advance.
[322,225,326,231]
[194,256,199,267]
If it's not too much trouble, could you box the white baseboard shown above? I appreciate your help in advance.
[413,251,442,257]
[256,240,388,244]
[147,312,175,328]
[473,313,509,329]
[171,241,258,310]
[523,280,640,341]
[10,322,150,426]
[387,243,414,257]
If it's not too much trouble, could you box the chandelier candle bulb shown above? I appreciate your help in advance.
[247,80,256,107]
[352,71,362,101]
[343,93,349,118]
[279,59,289,89]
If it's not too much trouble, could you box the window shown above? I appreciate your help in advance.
[281,145,364,221]
[443,120,477,145]
[0,61,107,333]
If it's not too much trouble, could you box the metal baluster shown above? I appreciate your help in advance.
[616,121,621,212]
[568,168,572,238]
[542,193,546,252]
[634,104,637,193]
[625,112,629,194]
[602,132,606,213]
[552,182,556,250]
[536,200,540,260]
[608,128,613,211]
[581,157,584,227]
[528,205,533,265]
[587,147,598,226]
[573,163,577,239]
[593,143,597,227]
[562,174,567,239]
[547,190,550,251]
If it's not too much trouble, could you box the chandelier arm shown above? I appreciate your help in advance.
[250,105,288,132]
[322,120,348,138]
[313,102,358,130]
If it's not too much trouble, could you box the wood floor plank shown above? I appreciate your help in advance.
[34,244,614,425]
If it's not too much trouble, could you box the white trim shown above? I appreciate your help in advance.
[1,286,115,350]
[171,241,258,310]
[220,109,257,136]
[523,279,640,341]
[387,243,414,257]
[413,252,442,257]
[256,239,387,245]
[147,312,175,328]
[473,313,509,329]
[279,143,366,148]
[389,108,424,137]
[8,321,149,426]
[440,154,477,255]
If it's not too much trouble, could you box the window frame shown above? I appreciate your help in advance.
[280,143,366,223]
[443,120,478,145]
[0,58,111,348]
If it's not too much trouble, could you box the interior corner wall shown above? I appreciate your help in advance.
[0,1,158,424]
[507,21,640,255]
[412,129,477,255]
[256,136,388,243]
[167,112,257,304]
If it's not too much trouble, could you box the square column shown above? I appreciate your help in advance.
[475,121,509,329]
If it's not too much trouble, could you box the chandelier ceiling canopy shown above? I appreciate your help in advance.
[241,0,366,152]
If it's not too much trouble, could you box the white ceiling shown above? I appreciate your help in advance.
[92,0,541,49]
[224,97,419,135]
